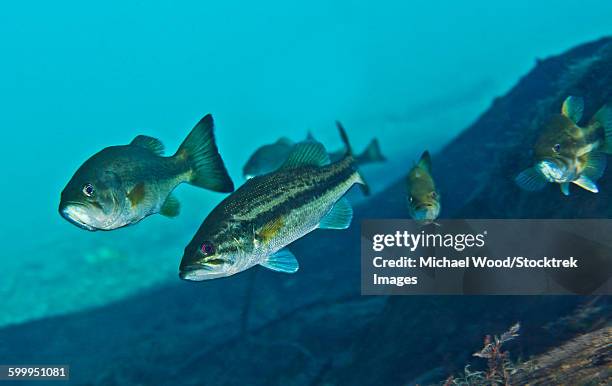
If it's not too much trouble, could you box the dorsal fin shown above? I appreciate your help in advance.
[336,121,353,156]
[561,96,584,124]
[276,137,293,146]
[280,141,330,169]
[417,151,432,172]
[130,135,165,155]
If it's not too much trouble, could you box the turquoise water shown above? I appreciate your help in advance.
[0,1,611,383]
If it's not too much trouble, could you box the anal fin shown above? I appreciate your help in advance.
[131,135,165,155]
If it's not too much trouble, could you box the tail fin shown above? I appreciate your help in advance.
[591,104,612,154]
[175,114,235,193]
[336,121,370,196]
[357,138,386,164]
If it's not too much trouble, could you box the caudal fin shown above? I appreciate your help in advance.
[591,104,612,154]
[357,139,386,164]
[175,114,234,193]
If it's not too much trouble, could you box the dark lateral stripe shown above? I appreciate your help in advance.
[247,160,356,229]
[215,158,357,241]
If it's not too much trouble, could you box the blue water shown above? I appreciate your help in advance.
[0,0,611,383]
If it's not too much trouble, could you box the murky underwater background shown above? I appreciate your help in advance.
[0,1,611,384]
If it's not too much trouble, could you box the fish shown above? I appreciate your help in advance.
[241,122,385,179]
[406,150,440,224]
[516,96,612,195]
[59,114,234,231]
[242,136,304,179]
[329,121,386,164]
[179,140,369,281]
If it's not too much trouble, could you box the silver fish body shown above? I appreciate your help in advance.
[59,114,234,231]
[180,141,367,281]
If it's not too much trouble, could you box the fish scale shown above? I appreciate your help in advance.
[179,142,367,281]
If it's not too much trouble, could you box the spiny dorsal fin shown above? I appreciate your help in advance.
[160,194,180,217]
[560,182,570,196]
[127,182,146,207]
[417,151,432,172]
[130,135,165,156]
[276,137,293,146]
[561,96,584,124]
[280,141,330,169]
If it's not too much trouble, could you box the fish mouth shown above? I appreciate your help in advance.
[179,264,228,281]
[59,202,97,231]
[536,158,568,182]
[411,203,440,222]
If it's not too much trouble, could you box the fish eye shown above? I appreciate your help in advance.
[430,192,438,199]
[552,144,561,153]
[408,196,413,202]
[82,183,95,197]
[199,241,215,256]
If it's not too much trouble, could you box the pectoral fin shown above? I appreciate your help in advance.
[127,182,146,207]
[515,168,547,191]
[583,151,607,180]
[319,198,353,229]
[260,249,299,273]
[572,175,599,193]
[591,104,612,153]
[160,194,180,217]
